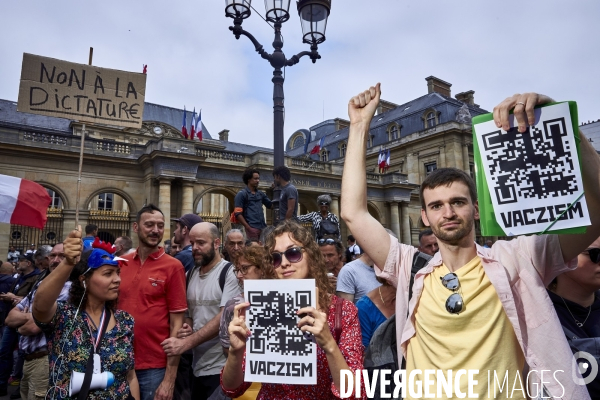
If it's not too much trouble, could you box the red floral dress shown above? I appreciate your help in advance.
[221,295,365,399]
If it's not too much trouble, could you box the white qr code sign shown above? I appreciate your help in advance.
[244,279,317,385]
[474,102,590,236]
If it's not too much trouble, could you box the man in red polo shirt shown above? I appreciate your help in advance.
[119,204,188,400]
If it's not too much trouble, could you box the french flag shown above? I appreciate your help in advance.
[385,149,391,172]
[196,110,203,141]
[190,108,196,140]
[310,136,325,155]
[0,174,51,229]
[181,106,188,139]
[378,148,385,173]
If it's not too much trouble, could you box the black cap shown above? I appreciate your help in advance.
[18,254,34,263]
[171,213,203,230]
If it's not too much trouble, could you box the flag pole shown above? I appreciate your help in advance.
[74,47,93,228]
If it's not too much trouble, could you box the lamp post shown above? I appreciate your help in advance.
[225,0,331,225]
[225,0,331,168]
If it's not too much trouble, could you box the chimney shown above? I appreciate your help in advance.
[455,90,475,105]
[425,76,452,97]
[218,129,229,142]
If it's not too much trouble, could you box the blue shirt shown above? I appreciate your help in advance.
[356,295,388,347]
[174,245,194,273]
[234,187,272,230]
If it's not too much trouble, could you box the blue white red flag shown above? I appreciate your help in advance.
[310,136,325,155]
[385,149,391,172]
[190,108,196,140]
[182,106,188,139]
[196,110,203,141]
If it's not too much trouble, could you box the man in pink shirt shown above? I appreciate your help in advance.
[341,84,600,399]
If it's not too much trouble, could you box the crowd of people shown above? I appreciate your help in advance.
[0,87,598,400]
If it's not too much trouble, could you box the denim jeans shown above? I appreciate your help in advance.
[136,368,166,400]
[0,326,18,389]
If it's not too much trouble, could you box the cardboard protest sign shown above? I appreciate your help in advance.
[17,53,146,129]
[473,102,590,236]
[244,279,317,385]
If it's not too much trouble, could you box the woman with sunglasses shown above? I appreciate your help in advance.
[32,230,139,400]
[297,194,341,241]
[547,237,600,398]
[221,220,365,399]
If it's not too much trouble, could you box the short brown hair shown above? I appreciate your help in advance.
[420,168,477,209]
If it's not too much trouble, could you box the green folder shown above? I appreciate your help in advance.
[472,101,586,236]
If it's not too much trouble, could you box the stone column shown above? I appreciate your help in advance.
[389,202,401,241]
[406,152,419,184]
[462,142,470,171]
[330,195,340,218]
[439,146,446,168]
[401,202,411,245]
[181,183,194,215]
[158,178,172,244]
[0,222,10,259]
[202,194,211,214]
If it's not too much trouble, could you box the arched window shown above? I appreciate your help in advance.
[339,142,347,158]
[291,134,305,149]
[388,124,399,141]
[46,188,63,209]
[427,112,436,128]
[320,149,329,162]
[97,193,113,210]
[368,135,374,148]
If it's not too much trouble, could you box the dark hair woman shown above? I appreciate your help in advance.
[220,220,365,399]
[32,231,138,400]
[547,236,600,398]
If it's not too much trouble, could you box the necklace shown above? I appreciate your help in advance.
[560,296,591,327]
[379,286,385,306]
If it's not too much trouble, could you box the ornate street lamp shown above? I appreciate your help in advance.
[224,0,331,168]
[225,0,331,225]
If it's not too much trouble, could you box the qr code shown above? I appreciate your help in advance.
[247,290,313,356]
[481,117,577,204]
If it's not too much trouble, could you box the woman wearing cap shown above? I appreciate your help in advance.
[221,220,364,399]
[32,231,139,400]
[297,194,341,241]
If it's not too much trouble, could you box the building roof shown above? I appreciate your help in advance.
[0,99,72,134]
[0,98,213,139]
[580,119,600,152]
[143,102,212,140]
[286,92,488,158]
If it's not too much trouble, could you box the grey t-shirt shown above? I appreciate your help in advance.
[336,258,381,302]
[279,183,298,221]
[187,259,241,376]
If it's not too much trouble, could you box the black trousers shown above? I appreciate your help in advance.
[191,374,221,400]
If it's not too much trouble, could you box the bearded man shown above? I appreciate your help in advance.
[161,222,239,400]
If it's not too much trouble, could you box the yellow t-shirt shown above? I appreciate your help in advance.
[405,256,525,400]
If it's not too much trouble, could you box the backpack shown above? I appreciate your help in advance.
[318,219,339,240]
[186,262,232,292]
[363,315,400,399]
[361,251,432,399]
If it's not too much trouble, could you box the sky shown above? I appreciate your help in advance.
[1,1,599,149]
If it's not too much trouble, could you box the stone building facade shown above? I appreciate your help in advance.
[0,76,488,253]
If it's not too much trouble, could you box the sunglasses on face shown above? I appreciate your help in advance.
[318,238,338,246]
[233,264,255,276]
[440,272,464,314]
[319,202,329,206]
[585,248,600,264]
[271,247,304,269]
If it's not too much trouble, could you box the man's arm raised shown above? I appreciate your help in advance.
[493,93,600,262]
[340,83,392,270]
